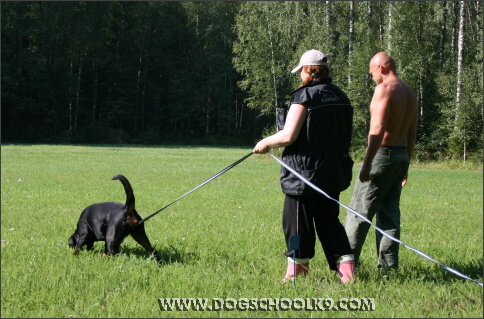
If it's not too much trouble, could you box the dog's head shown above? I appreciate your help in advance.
[68,234,77,247]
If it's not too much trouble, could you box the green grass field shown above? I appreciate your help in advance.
[1,145,482,318]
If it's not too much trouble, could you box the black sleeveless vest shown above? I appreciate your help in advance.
[279,77,354,195]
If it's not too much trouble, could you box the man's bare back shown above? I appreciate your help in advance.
[360,52,417,183]
[376,78,417,148]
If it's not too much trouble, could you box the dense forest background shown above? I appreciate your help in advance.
[1,1,482,161]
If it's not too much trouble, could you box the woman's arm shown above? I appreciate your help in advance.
[253,103,307,154]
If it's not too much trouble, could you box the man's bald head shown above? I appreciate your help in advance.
[370,52,396,72]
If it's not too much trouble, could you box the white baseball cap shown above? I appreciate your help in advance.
[291,49,328,73]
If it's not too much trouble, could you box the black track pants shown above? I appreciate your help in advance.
[283,193,353,270]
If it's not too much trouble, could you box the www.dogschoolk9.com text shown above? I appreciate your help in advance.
[158,297,376,311]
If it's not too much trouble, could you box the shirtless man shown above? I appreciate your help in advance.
[344,52,417,270]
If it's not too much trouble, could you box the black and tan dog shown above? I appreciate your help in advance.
[68,174,160,263]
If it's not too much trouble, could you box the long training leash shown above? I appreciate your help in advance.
[267,152,483,287]
[136,149,481,286]
[138,152,253,225]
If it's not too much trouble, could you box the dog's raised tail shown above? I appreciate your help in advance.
[112,174,135,214]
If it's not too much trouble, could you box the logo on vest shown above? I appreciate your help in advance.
[318,90,341,103]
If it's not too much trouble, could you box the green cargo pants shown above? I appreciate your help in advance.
[344,147,409,269]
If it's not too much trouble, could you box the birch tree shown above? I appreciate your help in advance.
[233,2,305,115]
[453,0,466,160]
[348,1,355,85]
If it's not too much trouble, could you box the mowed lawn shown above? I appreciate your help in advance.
[1,145,482,318]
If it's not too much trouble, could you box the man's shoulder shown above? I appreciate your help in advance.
[373,82,392,99]
[377,78,405,94]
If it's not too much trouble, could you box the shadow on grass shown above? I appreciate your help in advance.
[68,240,199,265]
[355,259,483,286]
[439,259,483,284]
[122,244,199,265]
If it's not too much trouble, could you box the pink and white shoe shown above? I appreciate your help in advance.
[283,257,309,282]
[336,254,355,283]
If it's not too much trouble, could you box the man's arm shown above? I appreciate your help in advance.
[401,107,418,187]
[407,111,418,161]
[360,84,391,182]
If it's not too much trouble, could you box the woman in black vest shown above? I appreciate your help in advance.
[253,49,355,283]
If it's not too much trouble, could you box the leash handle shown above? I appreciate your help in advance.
[139,152,253,225]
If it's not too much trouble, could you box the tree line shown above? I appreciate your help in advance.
[1,1,482,161]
